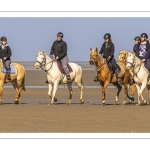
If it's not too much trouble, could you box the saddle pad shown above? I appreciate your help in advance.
[57,61,73,74]
[2,64,16,74]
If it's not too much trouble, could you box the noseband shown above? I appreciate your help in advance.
[90,52,106,71]
[36,54,54,72]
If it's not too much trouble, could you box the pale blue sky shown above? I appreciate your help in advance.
[0,17,150,61]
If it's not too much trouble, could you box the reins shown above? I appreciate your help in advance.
[36,54,54,72]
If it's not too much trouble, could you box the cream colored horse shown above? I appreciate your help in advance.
[0,59,26,104]
[34,51,84,105]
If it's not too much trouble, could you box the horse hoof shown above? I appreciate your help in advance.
[136,103,140,106]
[48,101,53,105]
[116,102,120,105]
[54,98,57,102]
[80,99,84,104]
[67,100,71,105]
[122,102,126,105]
[15,101,19,104]
[102,103,105,106]
[144,100,147,105]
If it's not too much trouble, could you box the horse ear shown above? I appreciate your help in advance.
[38,50,40,53]
[90,48,92,51]
[95,47,98,52]
[132,51,135,55]
[42,50,45,54]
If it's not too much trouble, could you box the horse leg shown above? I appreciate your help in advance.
[112,82,122,105]
[131,84,136,97]
[122,83,130,105]
[16,80,24,104]
[75,80,84,104]
[135,84,141,106]
[48,82,58,105]
[140,82,147,105]
[48,83,57,102]
[146,85,150,104]
[101,81,109,106]
[0,80,4,105]
[66,82,73,105]
[11,81,20,104]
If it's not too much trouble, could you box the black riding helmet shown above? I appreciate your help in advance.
[1,36,7,42]
[57,32,64,38]
[103,33,111,39]
[134,36,141,42]
[140,33,148,39]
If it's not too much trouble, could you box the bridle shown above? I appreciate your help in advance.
[126,55,142,78]
[90,52,106,71]
[36,53,54,72]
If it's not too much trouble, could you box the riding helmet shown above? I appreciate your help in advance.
[103,33,111,39]
[57,32,64,38]
[1,36,7,42]
[134,36,141,41]
[140,33,148,39]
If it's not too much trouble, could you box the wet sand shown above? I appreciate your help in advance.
[1,62,150,133]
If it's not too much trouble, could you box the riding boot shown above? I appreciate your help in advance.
[94,76,98,82]
[45,79,49,84]
[6,70,11,80]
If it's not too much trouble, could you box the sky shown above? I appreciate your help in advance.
[0,17,150,62]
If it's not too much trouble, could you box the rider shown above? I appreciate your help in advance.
[139,33,150,66]
[45,32,71,83]
[100,33,119,75]
[94,33,119,82]
[0,36,12,80]
[133,33,150,70]
[133,36,141,54]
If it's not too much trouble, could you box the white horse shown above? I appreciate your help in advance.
[34,51,84,105]
[126,52,149,106]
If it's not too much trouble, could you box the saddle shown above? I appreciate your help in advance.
[56,61,73,74]
[106,61,121,75]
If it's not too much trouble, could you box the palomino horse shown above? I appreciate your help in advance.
[34,51,84,105]
[118,50,136,101]
[89,48,132,105]
[0,59,26,104]
[126,52,150,106]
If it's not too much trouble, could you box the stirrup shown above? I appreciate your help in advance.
[94,77,98,82]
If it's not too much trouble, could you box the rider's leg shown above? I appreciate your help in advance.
[5,60,11,80]
[110,57,119,76]
[60,55,71,82]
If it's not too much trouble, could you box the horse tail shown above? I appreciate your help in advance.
[22,74,27,91]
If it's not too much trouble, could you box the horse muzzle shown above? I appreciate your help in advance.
[34,62,40,69]
[126,62,133,69]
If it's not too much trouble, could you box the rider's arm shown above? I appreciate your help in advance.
[109,43,114,57]
[6,46,12,59]
[145,43,150,60]
[50,42,55,56]
[58,42,67,59]
[99,44,103,54]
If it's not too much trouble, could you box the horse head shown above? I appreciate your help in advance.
[126,52,135,69]
[89,47,99,65]
[118,50,128,63]
[34,50,46,69]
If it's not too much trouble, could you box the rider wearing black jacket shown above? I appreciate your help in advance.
[99,33,119,75]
